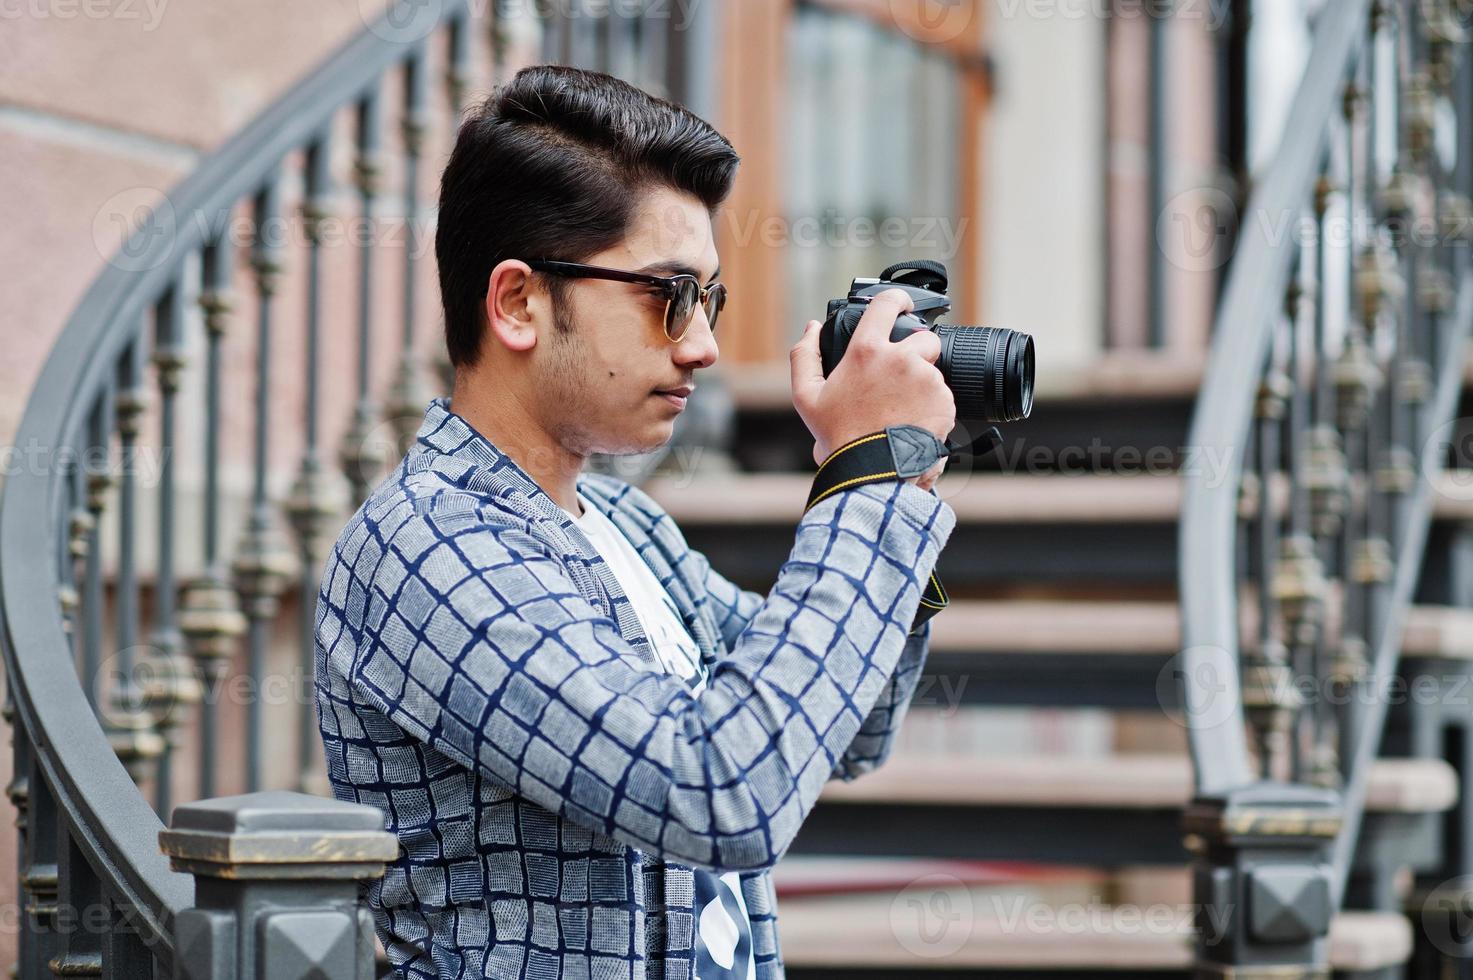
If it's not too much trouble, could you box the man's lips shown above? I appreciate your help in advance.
[653,385,694,398]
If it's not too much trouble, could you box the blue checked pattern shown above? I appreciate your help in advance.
[314,397,956,979]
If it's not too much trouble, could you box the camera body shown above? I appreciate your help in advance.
[819,259,1035,425]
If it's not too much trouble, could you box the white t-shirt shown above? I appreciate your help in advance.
[567,491,757,980]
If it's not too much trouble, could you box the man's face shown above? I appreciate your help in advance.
[533,185,721,457]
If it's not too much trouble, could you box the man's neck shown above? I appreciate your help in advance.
[449,379,585,517]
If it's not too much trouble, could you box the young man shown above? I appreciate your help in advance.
[315,65,956,980]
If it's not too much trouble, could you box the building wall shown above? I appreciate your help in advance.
[980,0,1107,368]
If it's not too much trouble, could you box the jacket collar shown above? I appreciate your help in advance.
[408,397,722,668]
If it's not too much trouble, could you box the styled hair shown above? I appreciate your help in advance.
[435,64,741,367]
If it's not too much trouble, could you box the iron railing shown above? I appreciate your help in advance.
[1180,0,1473,972]
[0,1,487,975]
[1,1,722,973]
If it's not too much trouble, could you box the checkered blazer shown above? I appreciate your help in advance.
[314,397,957,979]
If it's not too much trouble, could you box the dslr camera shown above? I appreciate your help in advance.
[819,260,1035,447]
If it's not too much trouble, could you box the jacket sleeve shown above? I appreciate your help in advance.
[827,619,931,781]
[330,479,954,873]
[691,549,932,783]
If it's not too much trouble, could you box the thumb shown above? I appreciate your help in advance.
[789,319,825,401]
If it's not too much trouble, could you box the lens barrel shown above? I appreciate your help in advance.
[937,325,1035,422]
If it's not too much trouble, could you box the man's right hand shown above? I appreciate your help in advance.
[790,288,957,472]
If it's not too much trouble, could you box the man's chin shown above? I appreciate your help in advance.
[590,424,674,459]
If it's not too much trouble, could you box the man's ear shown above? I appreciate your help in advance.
[484,259,543,353]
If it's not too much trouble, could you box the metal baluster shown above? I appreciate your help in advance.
[1381,50,1432,547]
[340,89,390,507]
[233,178,296,794]
[1250,330,1291,779]
[387,49,433,454]
[489,0,512,86]
[8,702,34,980]
[637,2,668,97]
[1277,252,1331,788]
[66,426,92,643]
[1334,26,1384,784]
[81,391,113,716]
[607,1,638,82]
[285,138,342,795]
[567,0,601,70]
[447,10,473,114]
[439,17,472,397]
[108,336,163,784]
[50,829,103,977]
[103,905,153,980]
[1147,2,1169,349]
[141,284,201,817]
[1237,413,1277,779]
[179,239,247,801]
[57,445,82,646]
[20,759,58,979]
[1306,155,1349,792]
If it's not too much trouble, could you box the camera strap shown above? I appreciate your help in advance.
[803,429,950,635]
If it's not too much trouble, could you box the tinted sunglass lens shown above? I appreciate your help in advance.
[666,280,698,340]
[704,286,725,334]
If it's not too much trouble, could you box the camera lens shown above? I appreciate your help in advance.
[935,325,1035,422]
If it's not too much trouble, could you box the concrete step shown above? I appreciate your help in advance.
[643,471,1473,591]
[790,754,1457,867]
[819,754,1457,814]
[776,889,1410,974]
[921,599,1473,708]
[723,353,1207,474]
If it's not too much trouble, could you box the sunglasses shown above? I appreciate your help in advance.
[527,259,727,343]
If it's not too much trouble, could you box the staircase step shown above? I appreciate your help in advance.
[820,754,1458,814]
[776,891,1410,973]
[929,599,1473,656]
[919,600,1473,708]
[645,473,1473,590]
[791,755,1456,866]
[722,354,1204,474]
[649,471,1473,524]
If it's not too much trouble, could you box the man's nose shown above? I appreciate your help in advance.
[674,307,718,369]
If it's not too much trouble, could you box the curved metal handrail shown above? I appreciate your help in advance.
[1181,0,1473,939]
[0,0,467,960]
[1179,0,1374,799]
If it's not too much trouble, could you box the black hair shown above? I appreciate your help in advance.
[435,64,740,367]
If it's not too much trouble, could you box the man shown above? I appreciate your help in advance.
[315,64,956,980]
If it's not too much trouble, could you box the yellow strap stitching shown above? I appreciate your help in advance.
[815,432,889,478]
[806,471,898,510]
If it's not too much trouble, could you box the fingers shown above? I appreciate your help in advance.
[896,326,943,365]
[789,319,825,405]
[851,288,914,349]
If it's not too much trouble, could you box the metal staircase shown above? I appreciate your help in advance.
[4,0,1473,978]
